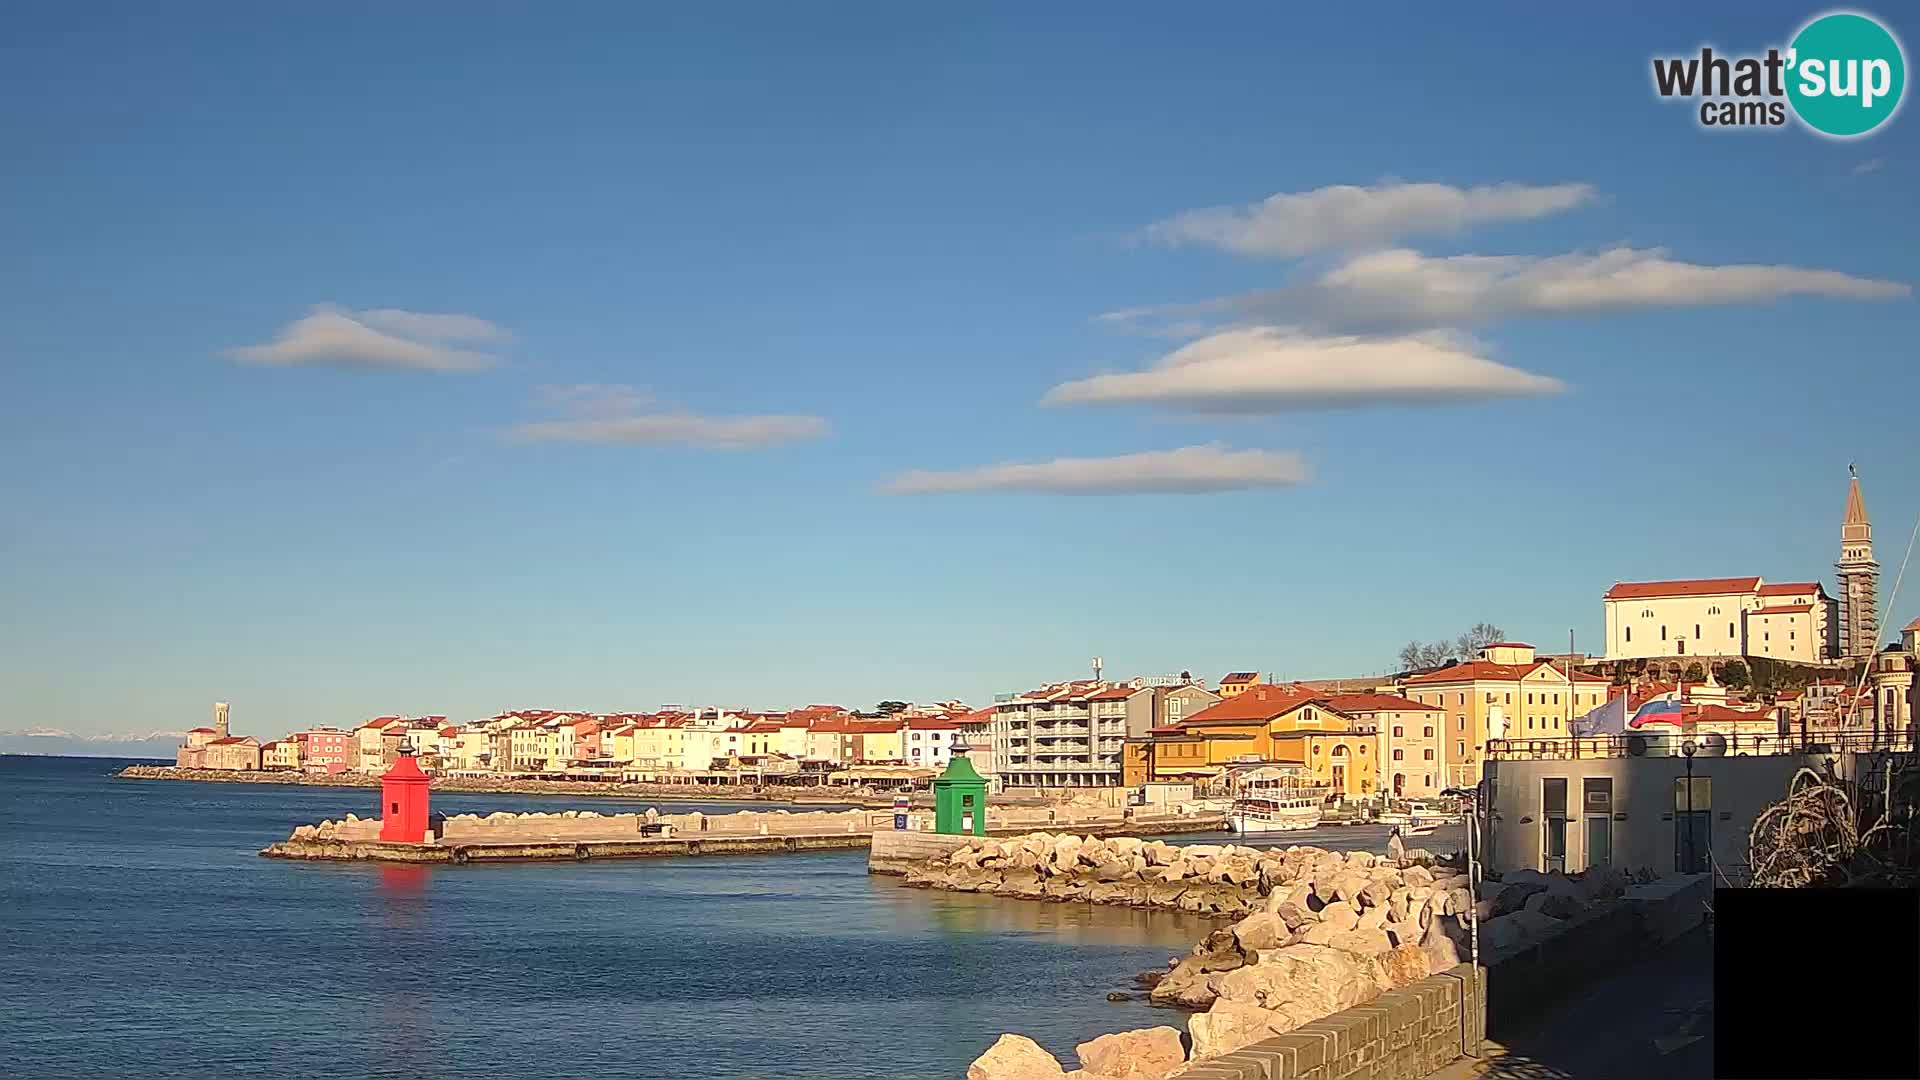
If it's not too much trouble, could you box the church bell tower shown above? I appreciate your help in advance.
[1837,465,1879,660]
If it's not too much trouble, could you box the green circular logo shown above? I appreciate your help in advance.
[1787,12,1906,137]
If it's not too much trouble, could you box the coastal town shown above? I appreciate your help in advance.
[161,471,1918,810]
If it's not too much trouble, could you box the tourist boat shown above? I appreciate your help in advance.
[1227,777,1328,833]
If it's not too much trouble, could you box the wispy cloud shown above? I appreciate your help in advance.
[1143,181,1596,258]
[1045,327,1563,413]
[1104,248,1910,333]
[1853,157,1885,175]
[4,727,187,741]
[226,305,510,371]
[506,384,830,450]
[883,445,1310,495]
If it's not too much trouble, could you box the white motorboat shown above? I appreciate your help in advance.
[1227,776,1330,833]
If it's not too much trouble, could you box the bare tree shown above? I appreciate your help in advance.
[1454,622,1506,661]
[1397,641,1426,671]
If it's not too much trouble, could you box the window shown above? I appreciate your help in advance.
[1423,725,1434,738]
[1728,622,1736,638]
[1707,605,1720,615]
[1527,693,1534,705]
[1505,693,1512,704]
[1393,749,1405,760]
[1625,626,1632,642]
[1694,624,1701,639]
[1457,693,1465,705]
[1642,608,1653,618]
[1527,718,1535,729]
[1393,725,1404,737]
[1661,625,1668,640]
[1456,741,1466,756]
[1457,715,1465,731]
[1423,749,1434,760]
[1425,774,1434,788]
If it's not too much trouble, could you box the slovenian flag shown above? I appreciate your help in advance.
[1629,697,1685,728]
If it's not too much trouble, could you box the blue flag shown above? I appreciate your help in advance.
[1573,694,1628,736]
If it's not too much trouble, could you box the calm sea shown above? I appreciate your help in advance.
[1,755,1226,1080]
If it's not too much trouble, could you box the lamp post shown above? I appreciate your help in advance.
[1681,740,1698,873]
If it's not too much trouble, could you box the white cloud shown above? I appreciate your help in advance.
[882,445,1310,495]
[226,305,508,371]
[1145,181,1596,257]
[506,383,829,450]
[1105,247,1910,332]
[1853,157,1885,175]
[6,727,186,741]
[1044,327,1563,413]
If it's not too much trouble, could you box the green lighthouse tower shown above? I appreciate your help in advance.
[932,745,988,836]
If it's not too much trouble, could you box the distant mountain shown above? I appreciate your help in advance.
[0,727,182,760]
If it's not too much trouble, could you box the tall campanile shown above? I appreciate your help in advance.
[1837,465,1880,660]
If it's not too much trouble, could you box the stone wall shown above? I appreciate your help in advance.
[1174,964,1484,1080]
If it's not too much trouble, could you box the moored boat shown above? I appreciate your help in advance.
[1227,775,1330,833]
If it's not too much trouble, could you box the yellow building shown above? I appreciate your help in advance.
[1398,642,1611,787]
[1318,692,1444,800]
[261,739,301,771]
[629,718,689,770]
[1135,685,1378,799]
[1217,672,1263,698]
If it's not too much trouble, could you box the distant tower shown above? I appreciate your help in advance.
[1837,465,1880,660]
[212,702,231,740]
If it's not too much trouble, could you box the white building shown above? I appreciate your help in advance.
[1602,577,1837,663]
[902,715,960,768]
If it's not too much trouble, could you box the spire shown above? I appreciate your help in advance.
[1844,467,1870,534]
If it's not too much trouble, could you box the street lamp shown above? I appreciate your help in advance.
[1681,740,1698,873]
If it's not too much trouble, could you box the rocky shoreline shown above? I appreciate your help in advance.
[115,764,877,805]
[951,834,1648,1079]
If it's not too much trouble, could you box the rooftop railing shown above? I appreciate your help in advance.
[1486,728,1911,761]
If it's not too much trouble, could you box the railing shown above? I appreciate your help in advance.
[1486,729,1913,761]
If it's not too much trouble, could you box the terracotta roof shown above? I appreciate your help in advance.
[1087,686,1143,702]
[905,716,960,730]
[1220,672,1261,684]
[956,707,994,725]
[1146,724,1190,735]
[1180,685,1321,724]
[186,727,215,734]
[1751,604,1813,615]
[1404,660,1608,686]
[1319,692,1440,713]
[1757,582,1821,596]
[207,736,256,746]
[1905,617,1920,632]
[1604,577,1761,600]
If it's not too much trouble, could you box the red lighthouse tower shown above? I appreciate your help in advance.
[378,751,432,843]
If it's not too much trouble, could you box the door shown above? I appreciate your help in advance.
[1583,777,1613,870]
[1675,812,1711,873]
[1585,815,1611,869]
[1542,777,1569,872]
[1544,817,1568,873]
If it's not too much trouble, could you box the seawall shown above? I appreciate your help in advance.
[263,832,873,863]
[118,764,872,804]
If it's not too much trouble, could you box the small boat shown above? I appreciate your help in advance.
[1228,777,1329,833]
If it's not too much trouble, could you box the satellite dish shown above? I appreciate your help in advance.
[1627,734,1650,757]
[1701,733,1728,757]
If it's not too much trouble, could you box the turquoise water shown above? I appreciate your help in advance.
[0,755,1219,1080]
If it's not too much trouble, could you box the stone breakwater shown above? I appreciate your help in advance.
[118,764,860,803]
[962,847,1650,1080]
[897,833,1448,917]
[263,807,894,862]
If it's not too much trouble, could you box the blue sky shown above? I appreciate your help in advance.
[4,4,1917,737]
